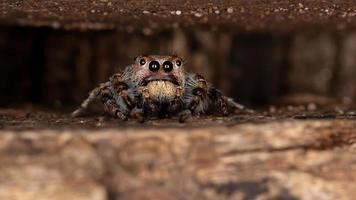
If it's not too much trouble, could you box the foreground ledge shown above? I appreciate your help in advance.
[0,120,355,200]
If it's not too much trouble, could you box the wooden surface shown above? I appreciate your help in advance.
[0,108,355,200]
[2,0,356,32]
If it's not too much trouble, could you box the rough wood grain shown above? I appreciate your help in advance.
[0,118,355,200]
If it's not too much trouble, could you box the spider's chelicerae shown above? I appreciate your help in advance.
[72,55,246,122]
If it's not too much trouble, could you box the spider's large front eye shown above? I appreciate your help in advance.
[149,61,160,72]
[176,60,182,67]
[163,61,173,72]
[139,59,146,65]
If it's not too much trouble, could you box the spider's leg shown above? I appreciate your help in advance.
[142,88,156,113]
[129,87,152,123]
[178,109,192,123]
[104,73,135,120]
[72,73,135,120]
[224,96,248,111]
[130,107,145,123]
[71,83,108,117]
[181,73,249,121]
[179,75,209,122]
[171,86,184,112]
[208,87,252,114]
[101,96,128,120]
[207,87,229,116]
[179,93,205,123]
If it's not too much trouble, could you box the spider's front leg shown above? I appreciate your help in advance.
[208,87,251,114]
[179,74,209,122]
[72,73,133,120]
[179,74,248,122]
[71,82,110,118]
[100,88,130,120]
[129,87,154,123]
[173,86,184,110]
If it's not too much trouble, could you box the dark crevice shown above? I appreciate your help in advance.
[106,189,120,200]
[222,144,311,156]
[26,29,48,103]
[202,178,299,200]
[223,131,356,156]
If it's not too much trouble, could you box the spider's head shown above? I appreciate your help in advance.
[133,55,185,101]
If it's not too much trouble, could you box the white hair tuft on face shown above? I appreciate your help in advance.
[146,81,177,102]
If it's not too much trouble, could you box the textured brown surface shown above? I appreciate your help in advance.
[0,108,356,199]
[2,0,356,32]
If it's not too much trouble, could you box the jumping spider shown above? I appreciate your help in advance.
[72,55,246,122]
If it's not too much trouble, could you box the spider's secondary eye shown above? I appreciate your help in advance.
[139,59,146,65]
[149,61,160,72]
[163,61,173,72]
[176,60,182,67]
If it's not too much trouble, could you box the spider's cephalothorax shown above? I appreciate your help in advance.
[72,55,245,122]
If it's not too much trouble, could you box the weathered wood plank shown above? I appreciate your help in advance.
[0,120,355,200]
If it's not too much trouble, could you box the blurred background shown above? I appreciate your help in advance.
[0,28,355,109]
[1,0,356,110]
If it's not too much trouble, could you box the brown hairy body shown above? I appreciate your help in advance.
[72,55,246,122]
